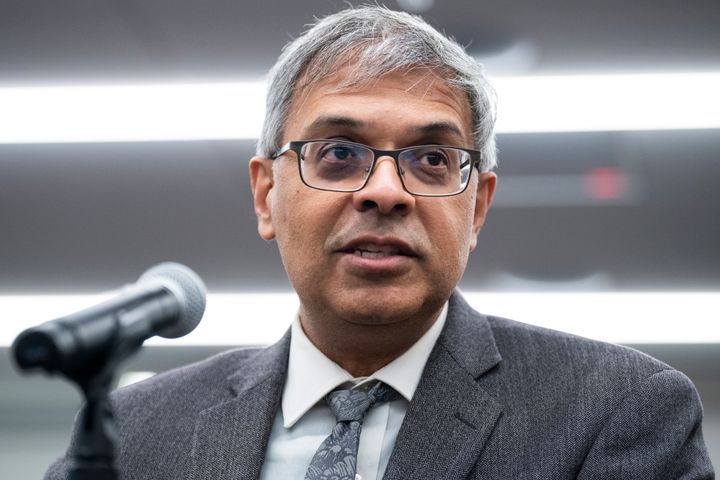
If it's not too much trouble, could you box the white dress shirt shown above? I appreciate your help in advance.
[258,303,448,480]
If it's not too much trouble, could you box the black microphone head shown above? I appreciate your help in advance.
[137,262,206,338]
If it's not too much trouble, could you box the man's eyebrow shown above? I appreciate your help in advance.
[414,121,466,140]
[304,116,367,134]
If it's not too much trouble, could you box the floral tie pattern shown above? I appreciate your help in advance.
[304,381,397,480]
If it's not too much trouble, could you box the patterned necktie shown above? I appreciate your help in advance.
[304,381,397,480]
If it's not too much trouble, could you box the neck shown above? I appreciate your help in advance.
[298,304,443,377]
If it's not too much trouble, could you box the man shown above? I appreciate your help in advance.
[47,6,714,479]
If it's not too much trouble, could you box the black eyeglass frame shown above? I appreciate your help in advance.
[271,139,484,197]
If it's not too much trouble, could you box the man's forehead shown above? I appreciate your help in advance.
[296,62,463,101]
[294,58,466,103]
[286,67,474,145]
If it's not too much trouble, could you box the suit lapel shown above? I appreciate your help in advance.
[383,292,503,480]
[190,333,290,480]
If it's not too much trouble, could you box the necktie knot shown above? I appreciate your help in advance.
[325,381,397,423]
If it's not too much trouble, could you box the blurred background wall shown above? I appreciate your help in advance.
[1,0,718,477]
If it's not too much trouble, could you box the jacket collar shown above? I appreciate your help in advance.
[383,290,503,479]
[437,290,502,379]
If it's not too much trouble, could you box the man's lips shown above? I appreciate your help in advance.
[334,236,419,276]
[349,245,401,259]
[338,237,418,259]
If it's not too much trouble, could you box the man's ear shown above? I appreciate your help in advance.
[249,156,276,240]
[469,172,497,252]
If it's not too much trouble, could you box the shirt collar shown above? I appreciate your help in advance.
[281,303,448,428]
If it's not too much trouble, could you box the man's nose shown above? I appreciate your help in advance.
[351,156,416,215]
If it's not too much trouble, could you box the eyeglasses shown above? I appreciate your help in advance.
[271,140,482,197]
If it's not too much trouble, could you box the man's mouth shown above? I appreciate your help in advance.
[337,237,417,274]
[340,238,416,259]
[348,244,403,259]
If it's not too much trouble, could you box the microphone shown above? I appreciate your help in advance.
[12,262,206,376]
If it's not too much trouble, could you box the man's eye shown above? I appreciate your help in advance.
[415,150,450,168]
[423,152,448,167]
[328,147,352,160]
[319,144,358,162]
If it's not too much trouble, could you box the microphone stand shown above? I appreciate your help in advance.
[62,316,149,480]
[68,369,119,480]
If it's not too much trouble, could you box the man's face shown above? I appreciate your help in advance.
[250,66,495,331]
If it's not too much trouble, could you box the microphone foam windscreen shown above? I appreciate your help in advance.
[138,262,207,338]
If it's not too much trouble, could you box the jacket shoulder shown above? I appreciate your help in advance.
[113,346,262,409]
[480,314,689,419]
[463,314,712,478]
[486,314,671,377]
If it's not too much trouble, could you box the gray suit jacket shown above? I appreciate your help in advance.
[46,292,714,479]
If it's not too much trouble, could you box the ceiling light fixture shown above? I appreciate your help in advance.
[0,82,266,144]
[1,292,718,346]
[494,72,720,133]
[0,73,718,144]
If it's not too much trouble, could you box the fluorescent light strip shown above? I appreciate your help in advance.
[0,82,267,144]
[1,292,718,347]
[493,73,720,133]
[0,73,719,144]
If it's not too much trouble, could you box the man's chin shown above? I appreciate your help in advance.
[330,288,436,326]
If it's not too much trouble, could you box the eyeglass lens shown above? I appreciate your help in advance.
[299,141,472,195]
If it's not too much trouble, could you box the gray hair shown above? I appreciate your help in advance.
[257,5,497,171]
